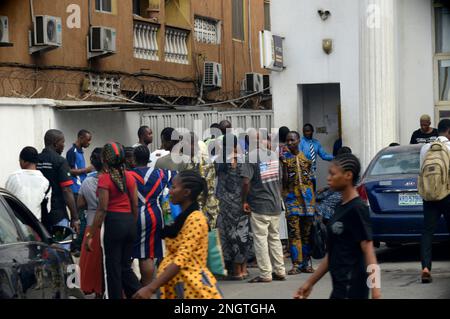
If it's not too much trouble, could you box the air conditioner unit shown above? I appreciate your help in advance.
[263,74,271,95]
[204,61,222,88]
[34,15,62,46]
[245,73,264,93]
[90,26,116,52]
[0,16,9,43]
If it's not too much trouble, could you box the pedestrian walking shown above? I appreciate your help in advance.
[281,131,316,275]
[37,129,79,247]
[216,134,251,280]
[418,119,450,283]
[242,131,286,283]
[132,170,223,299]
[78,147,103,298]
[66,129,93,256]
[410,114,439,144]
[85,142,141,299]
[315,147,352,224]
[5,146,50,221]
[294,153,381,299]
[299,124,334,191]
[131,146,170,286]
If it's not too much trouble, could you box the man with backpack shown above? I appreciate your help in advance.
[418,119,450,284]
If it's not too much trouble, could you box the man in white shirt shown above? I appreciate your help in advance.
[418,119,450,284]
[5,146,50,221]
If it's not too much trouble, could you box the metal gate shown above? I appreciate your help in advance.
[140,110,274,151]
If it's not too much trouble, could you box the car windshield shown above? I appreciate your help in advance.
[369,149,420,176]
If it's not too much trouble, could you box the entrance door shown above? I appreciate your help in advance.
[301,83,341,190]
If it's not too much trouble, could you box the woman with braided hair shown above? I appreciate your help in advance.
[295,153,381,299]
[85,142,141,299]
[133,170,223,299]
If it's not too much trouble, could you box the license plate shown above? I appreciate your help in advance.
[398,193,423,206]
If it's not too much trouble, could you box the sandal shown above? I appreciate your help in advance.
[287,268,302,275]
[300,266,315,273]
[248,276,272,283]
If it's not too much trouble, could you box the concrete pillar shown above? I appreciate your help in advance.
[360,0,398,168]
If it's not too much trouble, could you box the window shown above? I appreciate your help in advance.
[369,151,420,176]
[438,59,450,101]
[194,16,220,44]
[232,0,244,40]
[0,200,21,245]
[133,0,141,15]
[95,0,112,13]
[434,1,450,104]
[435,4,450,54]
[264,0,271,31]
[4,197,42,243]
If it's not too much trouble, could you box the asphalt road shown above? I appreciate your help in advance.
[218,242,450,299]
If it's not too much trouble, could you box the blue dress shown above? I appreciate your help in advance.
[131,167,170,260]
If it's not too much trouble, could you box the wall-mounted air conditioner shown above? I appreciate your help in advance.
[0,16,9,44]
[34,15,62,46]
[90,26,117,52]
[245,73,264,93]
[204,61,222,88]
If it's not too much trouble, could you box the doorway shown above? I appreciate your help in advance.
[301,83,341,190]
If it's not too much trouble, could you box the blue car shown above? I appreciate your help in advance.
[357,144,450,246]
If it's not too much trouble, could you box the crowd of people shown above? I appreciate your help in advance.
[4,120,382,300]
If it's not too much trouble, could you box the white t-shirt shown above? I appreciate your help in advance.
[419,136,450,168]
[5,170,50,220]
[149,149,170,169]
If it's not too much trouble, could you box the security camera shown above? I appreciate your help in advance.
[318,9,331,21]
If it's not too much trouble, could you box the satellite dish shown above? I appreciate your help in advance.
[47,20,56,42]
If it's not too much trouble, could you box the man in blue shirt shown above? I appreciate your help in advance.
[66,129,93,255]
[299,124,334,191]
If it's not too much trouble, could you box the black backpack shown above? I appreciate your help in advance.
[310,217,328,259]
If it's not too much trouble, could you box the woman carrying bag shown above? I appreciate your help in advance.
[133,170,223,299]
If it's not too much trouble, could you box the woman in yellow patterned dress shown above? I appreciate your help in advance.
[133,170,223,299]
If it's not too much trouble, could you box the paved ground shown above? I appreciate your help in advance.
[218,242,450,299]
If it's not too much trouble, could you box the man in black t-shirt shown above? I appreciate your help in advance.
[37,129,79,246]
[409,114,439,144]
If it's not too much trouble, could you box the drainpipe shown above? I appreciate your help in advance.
[248,0,253,72]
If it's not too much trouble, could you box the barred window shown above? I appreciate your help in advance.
[194,17,220,44]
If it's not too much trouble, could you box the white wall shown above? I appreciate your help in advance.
[397,0,435,144]
[271,0,361,156]
[0,98,56,186]
[0,98,142,187]
[53,110,142,161]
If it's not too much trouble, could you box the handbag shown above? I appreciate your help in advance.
[310,217,328,259]
[207,228,227,276]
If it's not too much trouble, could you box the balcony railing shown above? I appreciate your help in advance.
[164,28,189,64]
[133,22,159,61]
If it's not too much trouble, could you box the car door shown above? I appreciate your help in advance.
[0,195,67,299]
[0,197,41,299]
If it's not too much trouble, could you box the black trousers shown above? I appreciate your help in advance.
[421,196,450,271]
[103,212,141,299]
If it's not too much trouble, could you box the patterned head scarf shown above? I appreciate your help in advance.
[102,142,127,193]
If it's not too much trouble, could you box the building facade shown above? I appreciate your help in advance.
[0,0,272,185]
[271,0,449,187]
